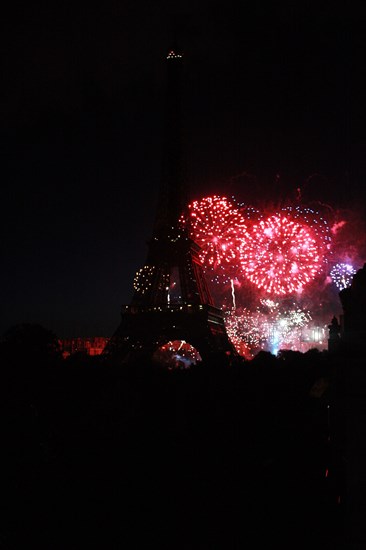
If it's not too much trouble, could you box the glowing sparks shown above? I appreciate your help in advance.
[134,265,156,294]
[180,195,251,283]
[240,214,324,295]
[225,303,313,357]
[174,192,363,357]
[230,278,236,309]
[152,340,202,369]
[224,308,262,358]
[280,206,332,255]
[330,263,357,290]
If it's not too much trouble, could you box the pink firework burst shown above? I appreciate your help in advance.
[181,195,251,282]
[280,205,332,258]
[240,213,324,295]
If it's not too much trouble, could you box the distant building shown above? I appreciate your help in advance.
[59,337,110,358]
[334,262,366,546]
[339,262,366,355]
[327,316,341,354]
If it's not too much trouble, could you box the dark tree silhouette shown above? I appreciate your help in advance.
[0,322,62,366]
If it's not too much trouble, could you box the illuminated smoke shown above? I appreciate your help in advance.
[331,220,347,235]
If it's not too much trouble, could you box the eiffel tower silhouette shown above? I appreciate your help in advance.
[105,49,236,365]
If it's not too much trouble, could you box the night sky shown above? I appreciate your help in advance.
[1,1,366,339]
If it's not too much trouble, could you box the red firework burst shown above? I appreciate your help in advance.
[280,205,332,256]
[240,213,324,295]
[181,195,250,280]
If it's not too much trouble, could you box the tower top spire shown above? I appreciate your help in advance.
[166,49,183,60]
[104,48,237,365]
[153,44,187,238]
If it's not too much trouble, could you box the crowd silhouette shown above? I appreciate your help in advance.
[1,322,350,549]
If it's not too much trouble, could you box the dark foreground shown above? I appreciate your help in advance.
[2,351,348,549]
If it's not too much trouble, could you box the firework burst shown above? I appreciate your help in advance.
[280,205,332,255]
[224,308,263,358]
[133,265,156,294]
[330,262,357,290]
[176,191,363,355]
[152,340,202,369]
[225,302,313,357]
[181,195,251,283]
[240,213,324,295]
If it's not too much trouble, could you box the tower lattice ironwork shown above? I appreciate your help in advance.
[105,49,236,364]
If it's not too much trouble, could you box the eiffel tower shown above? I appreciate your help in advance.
[105,49,236,365]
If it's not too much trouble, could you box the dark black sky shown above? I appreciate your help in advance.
[1,1,366,338]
